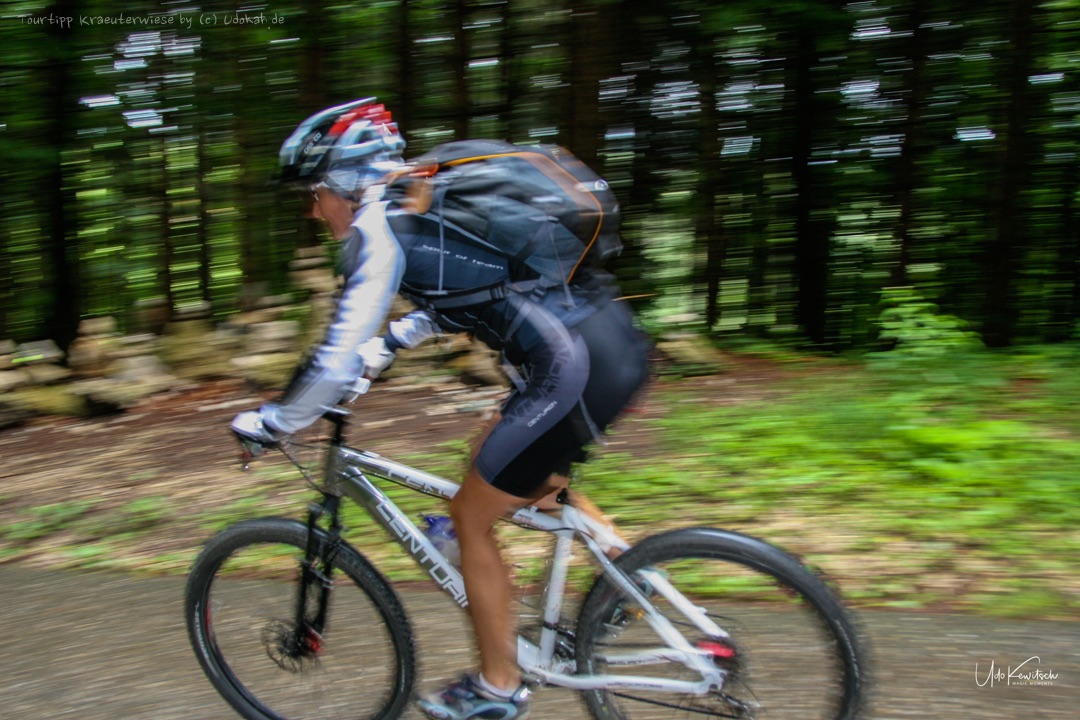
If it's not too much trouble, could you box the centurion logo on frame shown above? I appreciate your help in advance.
[976,656,1058,688]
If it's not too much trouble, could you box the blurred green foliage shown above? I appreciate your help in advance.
[0,0,1078,617]
[0,499,100,541]
[872,287,984,360]
[0,0,1077,350]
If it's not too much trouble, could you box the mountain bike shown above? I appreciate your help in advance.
[185,393,867,720]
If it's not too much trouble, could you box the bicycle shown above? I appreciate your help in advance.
[185,390,867,720]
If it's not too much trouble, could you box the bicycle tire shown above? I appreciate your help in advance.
[185,518,416,720]
[575,527,866,720]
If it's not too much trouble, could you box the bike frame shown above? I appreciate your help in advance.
[320,437,730,695]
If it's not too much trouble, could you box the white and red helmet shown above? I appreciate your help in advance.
[278,98,406,199]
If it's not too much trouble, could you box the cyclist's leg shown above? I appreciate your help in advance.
[447,481,625,694]
[424,299,648,713]
[436,316,591,700]
[449,332,590,693]
[449,466,532,691]
[529,300,649,554]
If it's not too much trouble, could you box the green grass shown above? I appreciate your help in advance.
[1,500,101,542]
[576,343,1080,617]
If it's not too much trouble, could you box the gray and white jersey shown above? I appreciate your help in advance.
[261,202,407,433]
[260,198,607,435]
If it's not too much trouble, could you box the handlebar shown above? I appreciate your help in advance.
[234,376,373,470]
[235,433,270,469]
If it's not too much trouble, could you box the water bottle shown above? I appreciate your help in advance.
[422,514,461,569]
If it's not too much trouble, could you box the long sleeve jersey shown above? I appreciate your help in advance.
[260,199,608,434]
[261,202,412,433]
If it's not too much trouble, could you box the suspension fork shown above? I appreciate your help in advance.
[294,493,343,642]
[293,408,351,640]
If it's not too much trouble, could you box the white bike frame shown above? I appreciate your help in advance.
[326,443,730,696]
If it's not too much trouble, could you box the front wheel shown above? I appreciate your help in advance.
[185,518,416,720]
[575,528,866,719]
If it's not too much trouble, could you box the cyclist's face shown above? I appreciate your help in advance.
[307,185,326,219]
[308,185,356,240]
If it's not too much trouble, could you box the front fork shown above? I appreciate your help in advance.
[294,493,343,649]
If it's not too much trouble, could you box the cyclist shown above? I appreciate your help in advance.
[232,98,649,720]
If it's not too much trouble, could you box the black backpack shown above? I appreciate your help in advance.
[384,139,621,311]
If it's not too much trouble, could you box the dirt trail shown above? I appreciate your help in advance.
[0,564,1075,719]
[0,365,791,571]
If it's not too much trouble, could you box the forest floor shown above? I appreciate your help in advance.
[0,352,1075,620]
[0,354,828,569]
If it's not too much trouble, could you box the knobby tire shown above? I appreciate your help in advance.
[575,527,866,720]
[185,518,416,720]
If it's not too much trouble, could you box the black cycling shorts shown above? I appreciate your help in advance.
[474,298,649,498]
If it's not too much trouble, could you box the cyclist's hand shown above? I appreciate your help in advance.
[230,410,283,456]
[357,336,396,379]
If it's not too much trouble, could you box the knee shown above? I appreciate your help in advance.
[449,480,485,535]
[448,493,468,527]
[449,497,496,545]
[450,467,520,538]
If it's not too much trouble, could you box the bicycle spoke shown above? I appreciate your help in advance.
[575,529,864,720]
[187,519,415,720]
[208,550,397,717]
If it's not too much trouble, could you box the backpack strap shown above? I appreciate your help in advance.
[431,179,451,297]
[415,279,550,311]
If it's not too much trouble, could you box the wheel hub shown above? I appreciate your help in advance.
[262,620,323,671]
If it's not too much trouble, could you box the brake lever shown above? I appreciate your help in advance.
[233,431,273,471]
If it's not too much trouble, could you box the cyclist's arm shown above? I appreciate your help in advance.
[260,202,405,434]
[354,309,440,379]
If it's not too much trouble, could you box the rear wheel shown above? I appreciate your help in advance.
[575,528,865,719]
[185,518,415,720]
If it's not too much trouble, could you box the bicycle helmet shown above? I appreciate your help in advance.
[278,98,406,201]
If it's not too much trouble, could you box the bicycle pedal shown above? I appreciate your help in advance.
[609,605,645,627]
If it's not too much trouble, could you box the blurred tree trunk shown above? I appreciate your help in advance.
[296,0,329,248]
[691,22,725,328]
[235,113,261,287]
[565,1,617,169]
[747,209,771,334]
[607,1,659,301]
[450,0,470,139]
[159,138,176,315]
[41,0,81,349]
[1047,161,1080,339]
[496,0,523,140]
[299,0,327,116]
[196,137,213,305]
[0,217,9,339]
[393,0,416,132]
[892,0,931,286]
[790,26,833,346]
[982,0,1037,347]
